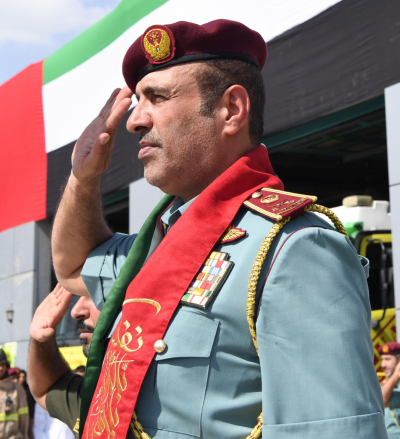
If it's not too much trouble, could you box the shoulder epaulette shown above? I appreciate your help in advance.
[244,188,317,221]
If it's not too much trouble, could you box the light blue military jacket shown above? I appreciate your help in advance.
[82,198,387,439]
[386,385,400,438]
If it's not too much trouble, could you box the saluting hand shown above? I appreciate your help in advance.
[71,86,133,183]
[29,283,73,343]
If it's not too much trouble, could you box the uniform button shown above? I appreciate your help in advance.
[154,339,166,353]
[251,191,262,198]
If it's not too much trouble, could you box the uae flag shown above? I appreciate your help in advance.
[1,0,400,233]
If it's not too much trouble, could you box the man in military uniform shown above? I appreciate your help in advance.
[51,19,387,439]
[28,284,100,437]
[380,342,400,438]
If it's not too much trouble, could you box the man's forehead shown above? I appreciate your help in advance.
[135,63,200,95]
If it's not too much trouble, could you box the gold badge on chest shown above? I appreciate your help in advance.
[218,224,246,244]
[181,251,234,309]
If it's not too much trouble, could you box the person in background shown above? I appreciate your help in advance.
[18,371,35,439]
[73,367,85,377]
[0,349,29,439]
[380,342,400,438]
[28,284,100,437]
[7,369,20,384]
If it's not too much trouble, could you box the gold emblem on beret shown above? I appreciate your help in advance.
[382,344,390,353]
[260,194,279,204]
[143,28,171,62]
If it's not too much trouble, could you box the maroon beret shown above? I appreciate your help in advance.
[123,19,267,92]
[7,367,20,376]
[378,342,400,355]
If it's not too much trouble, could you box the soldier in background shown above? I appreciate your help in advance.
[28,284,100,438]
[380,342,400,438]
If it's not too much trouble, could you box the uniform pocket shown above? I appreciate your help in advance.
[137,308,219,437]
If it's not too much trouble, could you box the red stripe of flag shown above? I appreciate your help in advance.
[0,61,47,232]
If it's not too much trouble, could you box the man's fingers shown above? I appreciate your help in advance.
[59,287,73,302]
[99,133,110,145]
[111,86,133,112]
[99,88,121,118]
[71,87,132,181]
[107,97,133,132]
[52,283,64,297]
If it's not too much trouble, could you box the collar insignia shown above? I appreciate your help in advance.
[181,251,234,309]
[219,224,246,244]
[244,188,317,221]
[73,419,80,434]
[142,25,175,64]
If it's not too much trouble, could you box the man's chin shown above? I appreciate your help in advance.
[82,345,90,358]
[80,339,90,358]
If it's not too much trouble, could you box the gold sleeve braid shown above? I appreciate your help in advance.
[129,204,347,439]
[245,204,348,439]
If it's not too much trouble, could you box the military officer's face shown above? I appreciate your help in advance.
[127,63,230,202]
[71,296,101,357]
[381,354,400,377]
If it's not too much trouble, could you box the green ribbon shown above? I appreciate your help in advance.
[79,194,174,437]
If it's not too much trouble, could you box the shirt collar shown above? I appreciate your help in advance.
[161,197,197,232]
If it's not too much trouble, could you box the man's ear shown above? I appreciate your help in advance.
[220,85,250,136]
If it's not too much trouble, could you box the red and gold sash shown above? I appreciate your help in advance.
[83,145,283,439]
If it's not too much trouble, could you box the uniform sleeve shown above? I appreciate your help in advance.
[81,233,137,310]
[256,227,387,439]
[46,372,84,438]
[390,388,400,409]
[17,383,29,439]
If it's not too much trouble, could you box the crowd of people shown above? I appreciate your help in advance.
[0,353,87,439]
[2,16,400,439]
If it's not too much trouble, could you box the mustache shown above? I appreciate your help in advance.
[77,320,95,332]
[139,131,162,147]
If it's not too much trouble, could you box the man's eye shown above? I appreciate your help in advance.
[152,95,165,103]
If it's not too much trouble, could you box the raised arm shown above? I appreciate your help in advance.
[381,362,400,407]
[28,284,73,409]
[52,87,133,295]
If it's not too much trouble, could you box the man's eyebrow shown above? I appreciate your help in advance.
[136,86,170,100]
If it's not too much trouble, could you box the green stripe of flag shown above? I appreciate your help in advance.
[43,0,169,85]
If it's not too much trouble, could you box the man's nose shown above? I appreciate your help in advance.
[126,105,153,133]
[71,297,90,321]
